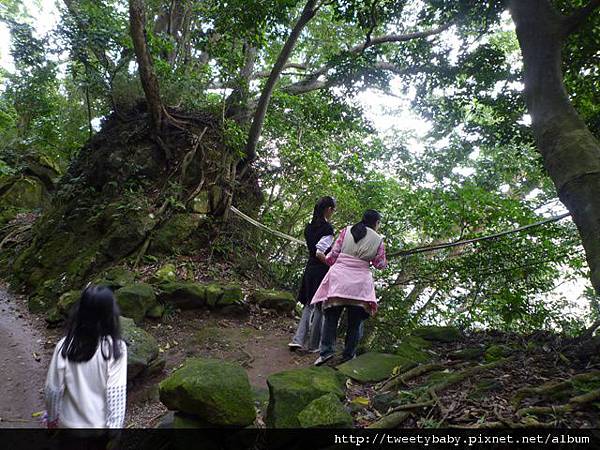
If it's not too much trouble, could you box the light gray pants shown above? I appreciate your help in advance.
[291,303,324,351]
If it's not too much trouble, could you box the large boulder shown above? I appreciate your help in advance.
[57,290,81,316]
[411,326,462,343]
[115,283,156,323]
[250,289,295,313]
[337,352,422,383]
[159,357,256,427]
[0,176,49,210]
[297,393,353,428]
[149,213,203,254]
[158,281,206,309]
[266,366,346,428]
[152,263,178,283]
[121,316,164,380]
[94,267,136,290]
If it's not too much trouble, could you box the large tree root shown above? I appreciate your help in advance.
[370,358,513,428]
[511,370,600,408]
[381,363,445,391]
[516,387,600,418]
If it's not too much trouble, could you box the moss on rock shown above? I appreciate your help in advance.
[411,326,462,343]
[121,316,161,380]
[94,267,136,290]
[159,357,255,426]
[266,366,346,428]
[158,281,206,309]
[218,284,243,306]
[57,290,81,316]
[297,392,353,428]
[337,352,419,383]
[450,347,485,361]
[149,213,203,254]
[392,339,431,363]
[115,283,156,323]
[484,344,512,362]
[205,284,224,308]
[0,176,49,211]
[251,289,295,313]
[152,263,177,283]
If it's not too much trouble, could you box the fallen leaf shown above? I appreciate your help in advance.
[351,397,370,407]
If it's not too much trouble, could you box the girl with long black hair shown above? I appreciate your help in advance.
[288,196,336,352]
[311,209,387,365]
[44,285,127,428]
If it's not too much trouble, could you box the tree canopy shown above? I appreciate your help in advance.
[1,0,599,341]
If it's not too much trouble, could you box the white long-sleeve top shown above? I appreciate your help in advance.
[45,337,127,428]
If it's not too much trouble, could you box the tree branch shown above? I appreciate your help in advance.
[253,63,307,78]
[129,0,164,133]
[348,21,453,54]
[278,22,452,95]
[281,62,430,95]
[244,0,320,163]
[563,0,600,35]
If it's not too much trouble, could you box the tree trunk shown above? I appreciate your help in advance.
[129,0,164,133]
[243,0,320,163]
[509,0,600,293]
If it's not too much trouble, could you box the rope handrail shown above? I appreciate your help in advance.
[229,205,305,245]
[387,212,571,257]
[229,205,572,258]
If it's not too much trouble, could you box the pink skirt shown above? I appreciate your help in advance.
[310,253,378,313]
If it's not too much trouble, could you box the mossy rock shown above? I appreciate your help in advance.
[146,303,165,319]
[45,307,64,328]
[150,213,203,254]
[121,316,161,380]
[392,339,431,363]
[158,281,206,309]
[152,263,178,283]
[94,267,136,290]
[297,392,353,428]
[57,290,81,316]
[0,176,49,210]
[266,366,346,428]
[218,285,243,306]
[337,352,414,383]
[411,326,462,343]
[251,289,296,313]
[159,357,256,427]
[115,283,156,323]
[484,344,512,362]
[205,284,224,308]
[398,335,432,350]
[373,391,397,414]
[450,347,485,361]
[100,209,154,261]
[172,412,213,429]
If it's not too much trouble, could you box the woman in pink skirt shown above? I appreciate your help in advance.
[311,210,387,365]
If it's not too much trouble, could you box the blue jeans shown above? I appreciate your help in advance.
[320,305,368,359]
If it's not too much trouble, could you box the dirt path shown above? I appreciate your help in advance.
[0,285,47,428]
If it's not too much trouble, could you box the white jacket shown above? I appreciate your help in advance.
[44,337,127,428]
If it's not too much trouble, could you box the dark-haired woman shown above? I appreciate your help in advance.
[288,196,336,352]
[311,210,387,365]
[44,285,127,428]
